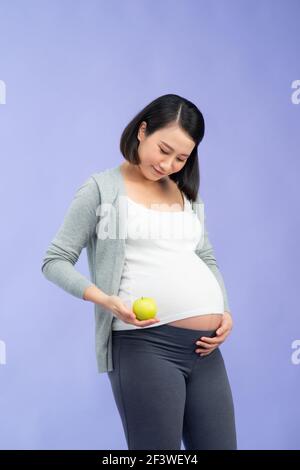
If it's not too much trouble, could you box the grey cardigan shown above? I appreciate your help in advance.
[41,164,231,374]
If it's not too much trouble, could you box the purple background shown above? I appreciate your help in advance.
[0,0,299,450]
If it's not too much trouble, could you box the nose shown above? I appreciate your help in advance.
[158,163,172,173]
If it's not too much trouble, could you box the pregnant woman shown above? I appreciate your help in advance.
[41,94,237,450]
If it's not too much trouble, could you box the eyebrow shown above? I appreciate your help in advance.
[160,140,190,157]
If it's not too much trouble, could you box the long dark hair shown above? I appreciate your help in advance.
[119,94,205,202]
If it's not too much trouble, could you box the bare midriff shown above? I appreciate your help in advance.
[167,313,223,331]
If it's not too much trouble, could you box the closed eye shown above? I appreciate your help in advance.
[159,147,185,162]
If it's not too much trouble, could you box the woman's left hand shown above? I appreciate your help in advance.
[195,311,233,356]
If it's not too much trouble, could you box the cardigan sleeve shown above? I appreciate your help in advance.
[195,206,231,314]
[41,175,99,300]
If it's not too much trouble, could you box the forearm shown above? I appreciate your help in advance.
[83,283,110,308]
[42,258,97,300]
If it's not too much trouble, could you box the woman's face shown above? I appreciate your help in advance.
[136,121,195,181]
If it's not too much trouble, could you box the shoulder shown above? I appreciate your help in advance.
[196,193,204,204]
[190,193,205,220]
[85,165,120,202]
[90,166,117,185]
[77,165,117,190]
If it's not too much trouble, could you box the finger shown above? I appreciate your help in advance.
[216,326,230,336]
[195,341,214,349]
[199,349,216,356]
[198,336,219,344]
[126,310,156,324]
[195,348,214,353]
[133,318,160,327]
[126,313,137,322]
[197,346,218,354]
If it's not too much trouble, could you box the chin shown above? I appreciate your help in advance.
[151,165,168,178]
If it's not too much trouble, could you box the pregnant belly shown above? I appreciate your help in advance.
[168,313,223,330]
[119,253,225,329]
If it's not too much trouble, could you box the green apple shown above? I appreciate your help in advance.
[132,296,158,321]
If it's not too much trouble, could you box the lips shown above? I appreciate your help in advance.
[152,166,166,176]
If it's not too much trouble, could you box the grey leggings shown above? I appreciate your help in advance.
[107,323,237,450]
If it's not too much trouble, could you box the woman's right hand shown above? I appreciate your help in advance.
[104,295,160,327]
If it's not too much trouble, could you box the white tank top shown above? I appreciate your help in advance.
[112,193,224,330]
